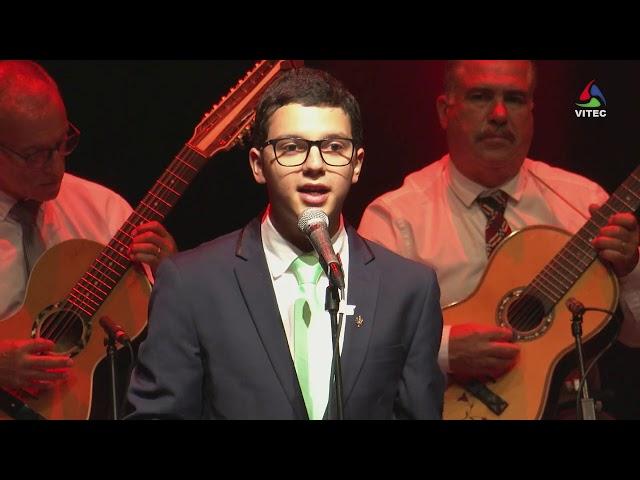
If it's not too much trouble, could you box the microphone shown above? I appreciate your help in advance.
[566,297,586,316]
[99,316,131,345]
[297,208,345,290]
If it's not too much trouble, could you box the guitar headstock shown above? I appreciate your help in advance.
[187,60,303,158]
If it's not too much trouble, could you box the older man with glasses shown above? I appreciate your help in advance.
[0,122,81,170]
[0,60,177,413]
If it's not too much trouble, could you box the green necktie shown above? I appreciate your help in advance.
[290,253,332,420]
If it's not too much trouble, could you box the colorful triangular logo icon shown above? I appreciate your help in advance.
[576,80,607,108]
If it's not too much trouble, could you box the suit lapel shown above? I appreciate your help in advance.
[233,217,308,419]
[340,226,380,405]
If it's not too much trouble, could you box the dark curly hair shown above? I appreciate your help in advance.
[251,67,363,149]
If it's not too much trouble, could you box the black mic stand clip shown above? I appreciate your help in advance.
[100,316,121,420]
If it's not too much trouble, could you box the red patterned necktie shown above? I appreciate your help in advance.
[477,190,511,257]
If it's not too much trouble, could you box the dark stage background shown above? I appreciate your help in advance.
[37,60,640,251]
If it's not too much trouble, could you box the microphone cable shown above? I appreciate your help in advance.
[573,306,619,420]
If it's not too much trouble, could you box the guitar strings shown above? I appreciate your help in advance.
[41,60,283,348]
[39,61,279,349]
[500,243,587,332]
[43,157,187,342]
[41,147,203,347]
[492,192,636,333]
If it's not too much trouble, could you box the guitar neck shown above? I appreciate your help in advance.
[64,145,208,318]
[126,146,208,236]
[531,165,640,310]
[59,60,301,319]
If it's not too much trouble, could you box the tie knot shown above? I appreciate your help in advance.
[477,190,509,218]
[8,200,41,226]
[290,253,324,286]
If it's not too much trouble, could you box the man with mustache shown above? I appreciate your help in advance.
[358,60,640,418]
[0,60,177,408]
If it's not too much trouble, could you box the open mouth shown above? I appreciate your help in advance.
[298,184,330,206]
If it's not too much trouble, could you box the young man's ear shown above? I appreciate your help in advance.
[351,147,364,184]
[249,148,266,184]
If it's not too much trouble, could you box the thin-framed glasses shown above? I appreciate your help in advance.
[0,122,81,168]
[261,137,355,167]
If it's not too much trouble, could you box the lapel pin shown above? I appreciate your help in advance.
[355,315,364,328]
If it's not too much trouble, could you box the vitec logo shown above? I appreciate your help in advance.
[575,80,607,118]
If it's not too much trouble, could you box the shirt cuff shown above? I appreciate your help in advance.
[438,324,451,373]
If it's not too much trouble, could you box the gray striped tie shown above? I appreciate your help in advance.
[9,200,46,275]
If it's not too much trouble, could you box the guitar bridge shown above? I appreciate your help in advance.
[0,389,46,420]
[463,380,509,416]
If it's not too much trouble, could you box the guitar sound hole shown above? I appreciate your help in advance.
[497,290,554,341]
[507,294,546,333]
[38,309,86,355]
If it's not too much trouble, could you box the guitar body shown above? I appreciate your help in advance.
[443,226,618,420]
[0,239,150,420]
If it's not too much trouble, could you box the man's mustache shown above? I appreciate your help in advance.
[477,130,515,142]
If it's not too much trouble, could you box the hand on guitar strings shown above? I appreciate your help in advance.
[448,323,520,383]
[129,221,178,274]
[589,206,640,278]
[0,338,73,391]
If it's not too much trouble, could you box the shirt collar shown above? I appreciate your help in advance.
[261,205,347,280]
[446,155,530,207]
[0,187,50,224]
[0,188,18,221]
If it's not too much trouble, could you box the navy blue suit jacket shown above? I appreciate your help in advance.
[127,218,444,419]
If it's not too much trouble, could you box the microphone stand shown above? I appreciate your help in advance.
[570,305,596,420]
[101,322,120,420]
[325,283,344,420]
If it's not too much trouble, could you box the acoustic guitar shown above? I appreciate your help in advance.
[443,166,640,419]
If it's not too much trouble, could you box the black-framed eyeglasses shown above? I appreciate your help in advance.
[261,137,355,167]
[0,122,81,168]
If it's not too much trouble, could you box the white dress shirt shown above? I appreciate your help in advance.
[359,155,640,370]
[0,173,133,320]
[261,207,349,360]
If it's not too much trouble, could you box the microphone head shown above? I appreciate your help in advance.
[566,297,585,315]
[99,316,115,330]
[297,208,329,234]
[99,316,131,343]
